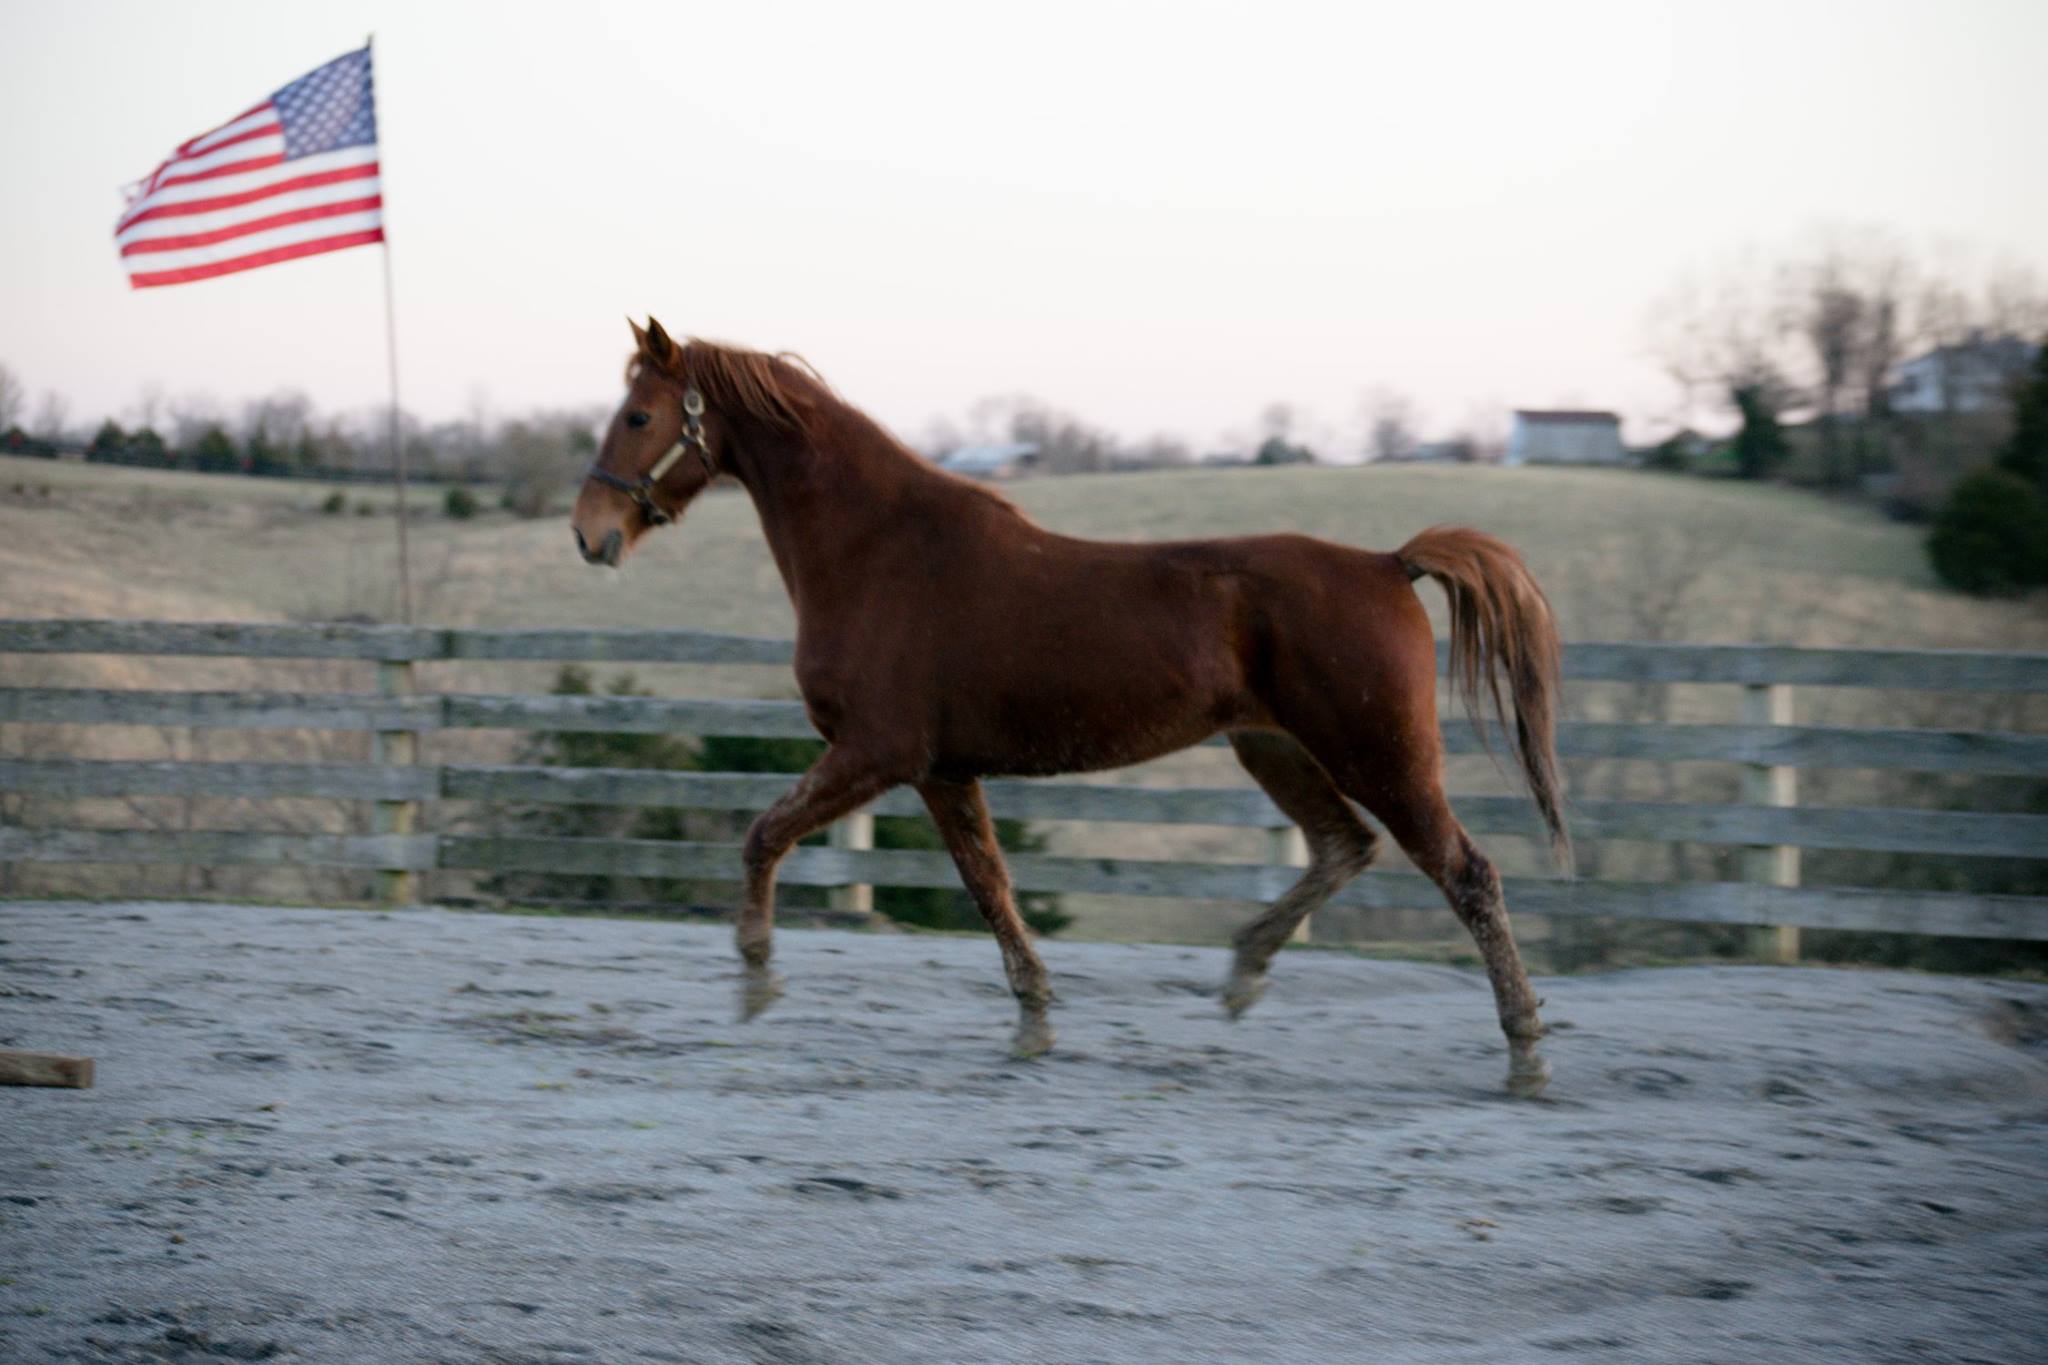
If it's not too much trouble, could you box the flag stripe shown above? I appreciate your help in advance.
[134,107,280,198]
[119,155,379,231]
[155,151,289,195]
[152,130,286,188]
[179,102,274,158]
[123,209,386,275]
[128,228,386,289]
[118,175,381,247]
[121,195,383,257]
[119,143,376,227]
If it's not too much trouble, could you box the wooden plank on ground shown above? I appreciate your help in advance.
[0,1051,94,1087]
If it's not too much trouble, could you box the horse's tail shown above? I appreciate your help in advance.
[1395,525,1571,868]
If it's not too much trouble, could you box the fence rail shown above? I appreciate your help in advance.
[5,619,2047,688]
[5,689,2044,774]
[3,620,2044,949]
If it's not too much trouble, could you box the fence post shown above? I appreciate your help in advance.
[1271,823,1311,942]
[828,811,874,916]
[1740,682,1800,963]
[371,658,419,907]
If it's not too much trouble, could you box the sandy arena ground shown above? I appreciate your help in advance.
[2,900,2045,1363]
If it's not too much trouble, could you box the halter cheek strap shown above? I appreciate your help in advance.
[584,387,712,527]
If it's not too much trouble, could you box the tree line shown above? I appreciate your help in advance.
[0,361,606,513]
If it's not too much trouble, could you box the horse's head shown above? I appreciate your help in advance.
[571,316,728,567]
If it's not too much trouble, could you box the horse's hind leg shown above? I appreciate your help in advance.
[1221,731,1381,1019]
[1345,773,1550,1097]
[917,776,1056,1057]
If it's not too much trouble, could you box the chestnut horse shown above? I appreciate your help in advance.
[572,319,1569,1095]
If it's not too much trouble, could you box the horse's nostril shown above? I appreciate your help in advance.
[576,525,625,567]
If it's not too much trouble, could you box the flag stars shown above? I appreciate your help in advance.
[276,49,377,160]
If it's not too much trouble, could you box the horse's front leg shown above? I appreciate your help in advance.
[916,777,1056,1058]
[736,746,896,1020]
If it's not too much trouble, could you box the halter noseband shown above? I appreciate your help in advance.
[584,386,712,527]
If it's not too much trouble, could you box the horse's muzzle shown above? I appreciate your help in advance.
[575,526,624,568]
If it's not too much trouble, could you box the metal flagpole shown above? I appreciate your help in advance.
[368,33,414,625]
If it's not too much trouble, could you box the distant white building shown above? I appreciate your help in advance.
[1890,334,2038,414]
[1503,410,1626,466]
[937,442,1040,480]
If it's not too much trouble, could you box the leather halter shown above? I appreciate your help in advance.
[583,386,712,527]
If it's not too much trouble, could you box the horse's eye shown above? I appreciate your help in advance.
[625,411,651,429]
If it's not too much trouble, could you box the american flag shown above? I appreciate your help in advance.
[115,47,382,289]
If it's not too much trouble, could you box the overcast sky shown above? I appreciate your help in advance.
[3,0,2045,454]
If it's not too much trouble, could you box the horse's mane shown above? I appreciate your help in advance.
[631,336,824,434]
[632,333,1028,519]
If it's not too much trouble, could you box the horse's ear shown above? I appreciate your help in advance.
[645,317,677,368]
[627,316,648,351]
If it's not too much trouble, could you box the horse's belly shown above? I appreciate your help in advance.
[940,672,1262,777]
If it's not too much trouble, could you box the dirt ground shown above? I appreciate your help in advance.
[3,901,2045,1363]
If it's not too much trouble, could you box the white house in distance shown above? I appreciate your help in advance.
[1890,333,2038,414]
[1503,410,1627,466]
[937,442,1040,480]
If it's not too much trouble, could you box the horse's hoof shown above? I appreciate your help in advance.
[1506,1051,1552,1099]
[1220,969,1268,1020]
[737,966,784,1022]
[1011,1012,1056,1060]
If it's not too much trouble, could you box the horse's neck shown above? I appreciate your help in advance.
[729,406,981,613]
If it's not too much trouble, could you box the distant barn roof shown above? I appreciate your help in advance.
[939,442,1039,474]
[1513,409,1621,424]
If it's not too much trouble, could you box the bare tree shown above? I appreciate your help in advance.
[126,382,166,435]
[912,416,965,460]
[168,394,226,453]
[1460,403,1509,462]
[0,362,23,432]
[1779,235,1920,481]
[1647,252,1797,428]
[30,390,70,442]
[1980,261,2048,346]
[1362,388,1418,462]
[498,412,599,517]
[240,390,314,449]
[1794,261,1863,426]
[1259,402,1295,443]
[1120,434,1193,469]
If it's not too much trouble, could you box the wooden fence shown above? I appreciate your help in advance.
[1,620,2045,956]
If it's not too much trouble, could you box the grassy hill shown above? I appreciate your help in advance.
[3,454,2038,654]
